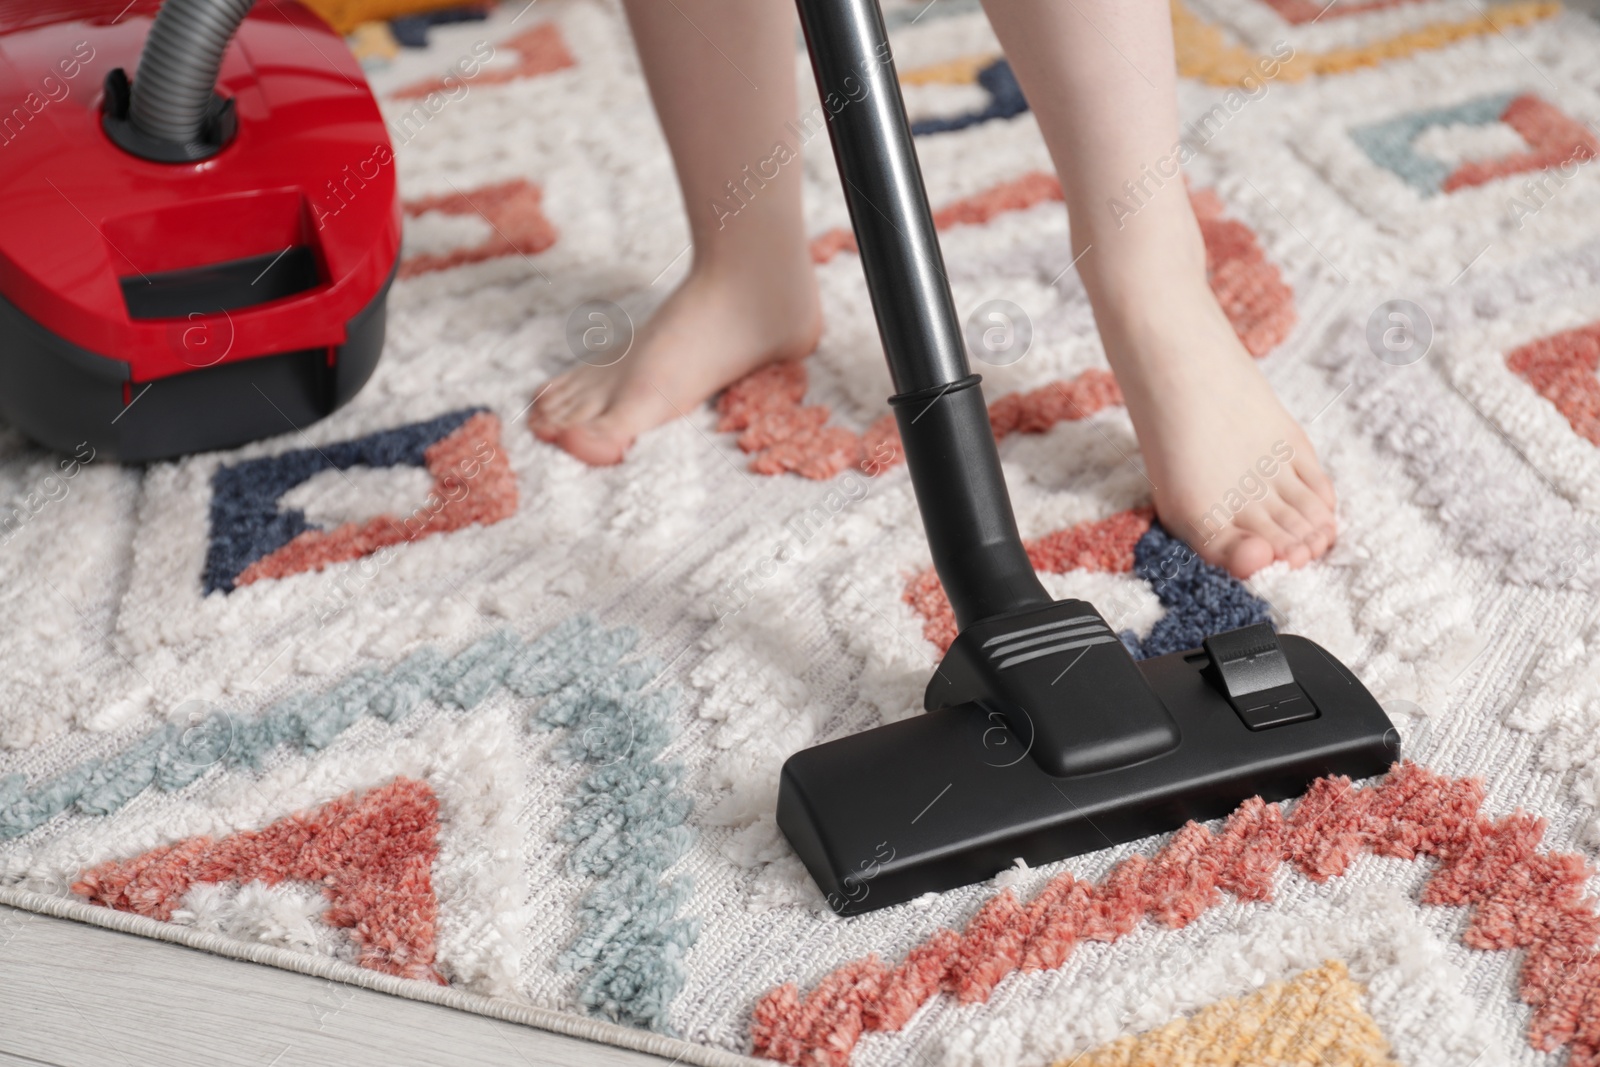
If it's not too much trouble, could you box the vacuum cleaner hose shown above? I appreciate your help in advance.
[128,0,254,146]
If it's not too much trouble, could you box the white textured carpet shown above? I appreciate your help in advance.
[4,1,1600,1065]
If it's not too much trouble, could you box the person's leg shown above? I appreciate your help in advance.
[981,0,1336,577]
[530,0,821,465]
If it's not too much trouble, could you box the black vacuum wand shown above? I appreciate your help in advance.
[779,0,1400,915]
[794,0,1048,633]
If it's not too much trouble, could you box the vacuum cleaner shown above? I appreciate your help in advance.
[0,0,399,461]
[778,0,1400,916]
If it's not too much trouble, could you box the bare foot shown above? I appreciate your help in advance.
[529,264,822,465]
[1090,259,1337,579]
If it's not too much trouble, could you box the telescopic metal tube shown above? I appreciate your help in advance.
[794,0,1050,630]
[792,0,965,394]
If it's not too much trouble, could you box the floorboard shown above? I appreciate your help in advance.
[0,905,672,1067]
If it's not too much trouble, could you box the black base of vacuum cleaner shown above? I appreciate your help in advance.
[0,264,393,463]
[779,611,1396,915]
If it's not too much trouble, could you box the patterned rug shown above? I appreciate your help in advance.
[4,1,1600,1064]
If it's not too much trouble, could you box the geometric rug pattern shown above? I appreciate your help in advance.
[4,1,1600,1066]
[1065,961,1397,1067]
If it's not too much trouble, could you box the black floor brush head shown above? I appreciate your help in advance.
[778,615,1397,916]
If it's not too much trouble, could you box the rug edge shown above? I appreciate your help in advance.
[0,885,763,1067]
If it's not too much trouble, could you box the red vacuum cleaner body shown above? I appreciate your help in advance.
[0,0,400,460]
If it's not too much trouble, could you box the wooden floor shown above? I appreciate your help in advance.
[0,905,671,1067]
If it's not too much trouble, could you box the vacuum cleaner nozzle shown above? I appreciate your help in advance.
[778,619,1397,916]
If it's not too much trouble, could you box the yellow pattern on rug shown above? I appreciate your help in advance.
[899,53,995,86]
[1056,961,1399,1067]
[1171,0,1560,85]
[347,20,400,64]
[302,0,483,34]
[898,0,1560,88]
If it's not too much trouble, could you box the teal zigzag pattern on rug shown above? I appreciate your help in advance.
[523,617,701,1031]
[0,616,698,1031]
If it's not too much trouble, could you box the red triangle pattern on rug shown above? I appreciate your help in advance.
[72,777,444,983]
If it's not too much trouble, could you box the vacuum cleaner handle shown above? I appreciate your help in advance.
[794,0,1051,630]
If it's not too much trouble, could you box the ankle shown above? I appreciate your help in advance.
[1081,244,1218,348]
[690,251,820,325]
[692,223,815,286]
[1074,201,1209,311]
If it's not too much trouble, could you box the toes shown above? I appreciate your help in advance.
[1277,478,1337,557]
[1192,525,1236,571]
[555,416,634,466]
[1224,530,1276,578]
[527,380,569,434]
[1194,526,1275,578]
[532,375,579,413]
[1299,525,1332,559]
[1266,503,1314,567]
[1294,453,1337,511]
[529,405,577,443]
[528,398,562,442]
[532,383,607,438]
[538,384,585,424]
[1234,508,1305,568]
[529,370,630,456]
[1268,498,1315,542]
